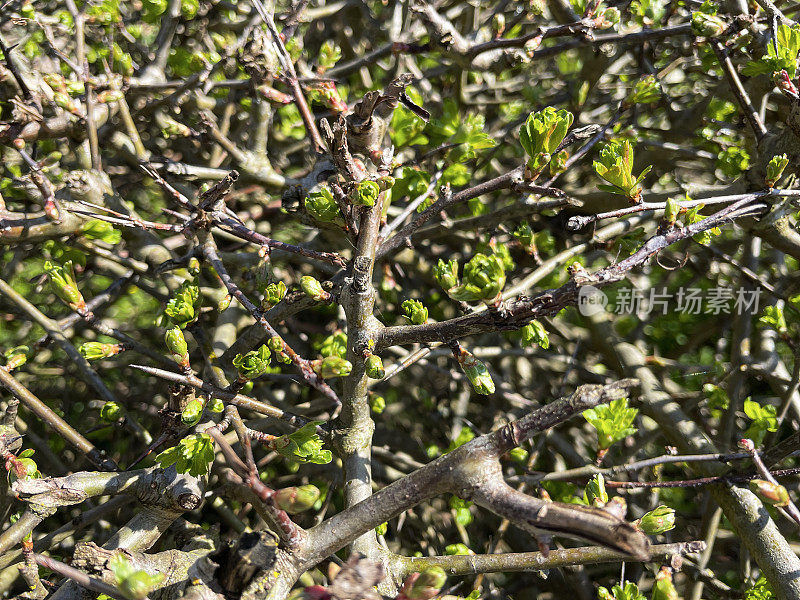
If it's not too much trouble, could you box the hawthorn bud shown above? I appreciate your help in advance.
[208,398,225,413]
[370,395,386,414]
[766,154,789,188]
[664,197,679,226]
[652,567,678,600]
[637,505,675,535]
[520,320,549,349]
[181,399,204,426]
[455,347,495,395]
[165,327,189,366]
[301,276,329,301]
[79,341,122,361]
[44,261,85,310]
[403,567,447,600]
[100,401,123,422]
[119,572,154,600]
[262,282,287,309]
[315,356,352,378]
[305,187,340,223]
[96,90,124,103]
[274,484,320,513]
[232,345,272,380]
[750,479,791,507]
[691,12,726,37]
[402,299,428,325]
[188,257,201,278]
[585,474,608,506]
[433,259,459,291]
[4,346,29,371]
[351,180,380,206]
[366,354,385,379]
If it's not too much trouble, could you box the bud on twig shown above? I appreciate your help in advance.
[165,327,190,368]
[750,479,791,507]
[301,276,331,302]
[636,505,675,535]
[366,354,385,379]
[274,484,321,513]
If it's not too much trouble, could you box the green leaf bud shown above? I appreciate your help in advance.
[79,341,122,361]
[664,197,680,225]
[433,259,459,291]
[4,346,29,371]
[315,356,352,378]
[208,398,225,413]
[691,11,726,37]
[403,567,447,600]
[652,567,678,600]
[305,187,340,223]
[750,479,791,507]
[232,345,272,380]
[352,180,381,206]
[636,505,675,535]
[100,401,123,422]
[447,253,506,304]
[366,354,385,379]
[766,154,789,188]
[273,484,321,513]
[181,399,204,426]
[520,320,549,349]
[300,276,329,302]
[44,260,85,310]
[401,299,428,325]
[165,327,189,367]
[369,395,386,414]
[455,347,495,395]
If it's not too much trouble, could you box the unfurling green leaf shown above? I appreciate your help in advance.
[519,107,573,175]
[80,219,122,244]
[593,140,650,202]
[455,347,495,395]
[520,320,549,349]
[313,356,352,378]
[402,299,429,325]
[100,401,123,422]
[273,423,332,464]
[305,187,340,223]
[433,259,459,291]
[766,154,789,188]
[44,260,85,310]
[262,281,287,309]
[232,345,272,380]
[351,180,381,207]
[584,474,608,506]
[156,433,215,476]
[447,253,505,304]
[583,397,638,451]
